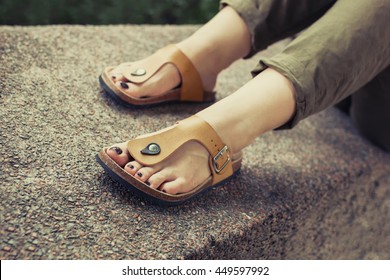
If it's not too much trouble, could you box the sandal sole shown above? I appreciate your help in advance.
[99,75,215,108]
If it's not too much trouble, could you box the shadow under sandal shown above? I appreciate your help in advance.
[99,45,215,106]
[96,115,241,205]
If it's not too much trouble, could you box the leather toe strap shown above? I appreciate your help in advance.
[127,115,233,185]
[122,45,205,102]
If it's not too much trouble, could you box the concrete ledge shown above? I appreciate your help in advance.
[1,25,389,259]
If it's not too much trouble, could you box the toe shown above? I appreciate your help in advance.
[134,166,160,183]
[147,170,174,190]
[111,73,125,82]
[116,80,130,90]
[160,178,186,195]
[124,160,142,176]
[109,63,130,81]
[114,80,146,98]
[106,142,130,167]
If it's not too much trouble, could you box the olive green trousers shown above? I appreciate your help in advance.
[221,0,390,151]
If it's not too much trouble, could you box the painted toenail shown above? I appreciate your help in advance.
[109,146,122,155]
[145,181,150,186]
[137,172,143,177]
[127,163,134,169]
[120,82,129,89]
[112,75,116,79]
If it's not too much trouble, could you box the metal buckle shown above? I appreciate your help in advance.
[212,145,230,174]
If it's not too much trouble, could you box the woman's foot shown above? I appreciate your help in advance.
[109,51,216,100]
[105,68,296,195]
[108,6,251,100]
[107,140,211,194]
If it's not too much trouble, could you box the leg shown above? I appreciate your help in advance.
[251,0,390,129]
[222,0,336,56]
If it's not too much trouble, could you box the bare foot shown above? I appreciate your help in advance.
[106,133,211,194]
[107,6,251,101]
[109,44,218,100]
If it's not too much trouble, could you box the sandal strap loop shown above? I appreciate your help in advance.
[127,115,233,185]
[122,45,205,102]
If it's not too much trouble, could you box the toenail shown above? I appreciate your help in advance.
[112,75,116,80]
[109,146,122,155]
[137,172,143,177]
[120,82,129,89]
[126,163,134,169]
[145,181,150,186]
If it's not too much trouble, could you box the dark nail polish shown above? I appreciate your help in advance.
[137,172,143,177]
[120,82,129,89]
[127,164,134,170]
[109,146,122,155]
[112,75,116,80]
[145,181,150,186]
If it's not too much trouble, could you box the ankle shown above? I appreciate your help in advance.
[175,6,251,91]
[179,6,251,66]
[175,41,219,92]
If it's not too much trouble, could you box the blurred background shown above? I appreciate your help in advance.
[0,0,219,25]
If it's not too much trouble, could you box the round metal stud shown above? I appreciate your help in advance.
[148,144,159,153]
[131,68,147,76]
[141,143,161,155]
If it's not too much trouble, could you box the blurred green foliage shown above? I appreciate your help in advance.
[0,0,219,25]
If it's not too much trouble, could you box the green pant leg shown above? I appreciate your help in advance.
[220,0,336,56]
[252,0,390,130]
[351,67,390,152]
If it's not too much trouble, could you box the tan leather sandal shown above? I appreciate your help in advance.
[99,45,216,106]
[96,115,241,205]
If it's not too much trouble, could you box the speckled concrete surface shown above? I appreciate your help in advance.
[1,25,389,260]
